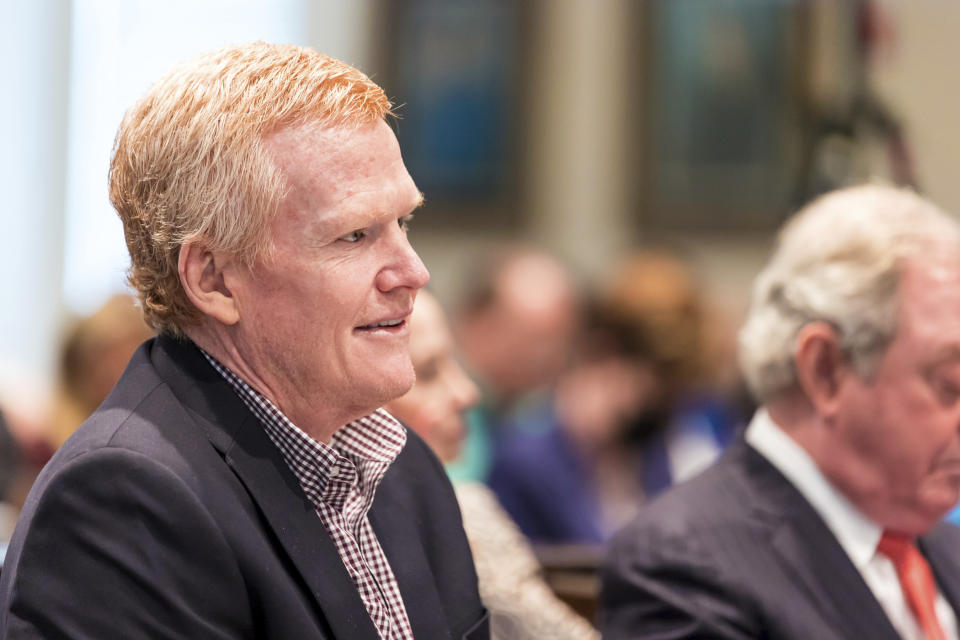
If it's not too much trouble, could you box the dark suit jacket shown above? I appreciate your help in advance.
[0,336,488,639]
[601,439,960,639]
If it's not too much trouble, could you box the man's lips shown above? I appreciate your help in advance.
[355,315,409,331]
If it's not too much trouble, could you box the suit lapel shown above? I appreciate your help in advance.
[152,336,380,640]
[738,444,902,640]
[369,472,450,639]
[769,516,902,640]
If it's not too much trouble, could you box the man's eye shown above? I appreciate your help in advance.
[340,230,365,243]
[398,215,413,232]
[933,377,960,406]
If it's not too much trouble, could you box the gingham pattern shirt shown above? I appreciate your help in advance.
[201,350,414,640]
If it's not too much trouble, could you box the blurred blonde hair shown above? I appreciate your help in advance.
[595,250,706,390]
[109,42,392,335]
[51,295,154,447]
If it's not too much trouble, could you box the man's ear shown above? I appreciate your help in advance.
[794,321,849,418]
[178,240,240,326]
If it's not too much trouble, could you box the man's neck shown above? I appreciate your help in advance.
[184,324,347,444]
[765,393,937,536]
[747,408,884,567]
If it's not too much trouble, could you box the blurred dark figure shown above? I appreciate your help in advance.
[796,0,917,203]
[0,401,51,512]
[0,410,21,552]
[488,250,746,544]
[0,404,48,568]
[452,246,583,481]
[0,411,18,506]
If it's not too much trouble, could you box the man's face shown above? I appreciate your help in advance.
[457,255,579,399]
[826,255,960,533]
[227,120,429,436]
[387,294,479,463]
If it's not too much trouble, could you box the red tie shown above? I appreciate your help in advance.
[877,532,948,640]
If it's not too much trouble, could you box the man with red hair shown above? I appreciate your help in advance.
[0,43,487,640]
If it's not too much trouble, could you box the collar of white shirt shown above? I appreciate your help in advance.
[745,408,880,570]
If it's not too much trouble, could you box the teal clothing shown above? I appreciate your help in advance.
[446,408,493,483]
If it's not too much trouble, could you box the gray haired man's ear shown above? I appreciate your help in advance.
[793,321,848,420]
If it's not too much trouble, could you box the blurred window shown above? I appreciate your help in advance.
[63,0,308,315]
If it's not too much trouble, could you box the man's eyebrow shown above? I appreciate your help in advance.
[414,193,426,210]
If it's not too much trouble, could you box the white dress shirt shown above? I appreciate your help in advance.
[746,409,959,640]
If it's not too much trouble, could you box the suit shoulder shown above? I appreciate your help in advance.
[1,447,247,638]
[55,342,229,488]
[601,450,767,639]
[14,445,223,545]
[4,446,238,589]
[54,340,176,458]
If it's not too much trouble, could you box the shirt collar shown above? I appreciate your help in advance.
[746,408,881,568]
[197,347,407,507]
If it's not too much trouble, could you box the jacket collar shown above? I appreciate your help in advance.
[732,441,904,640]
[150,334,382,640]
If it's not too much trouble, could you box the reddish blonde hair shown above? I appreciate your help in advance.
[109,42,392,334]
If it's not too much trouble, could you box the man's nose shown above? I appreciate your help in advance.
[377,233,430,292]
[449,362,480,411]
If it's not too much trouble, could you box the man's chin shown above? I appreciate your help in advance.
[375,365,417,405]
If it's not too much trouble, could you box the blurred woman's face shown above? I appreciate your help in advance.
[387,295,479,463]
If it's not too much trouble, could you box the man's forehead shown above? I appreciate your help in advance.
[265,119,420,226]
[897,255,960,347]
[901,252,960,289]
[265,121,367,170]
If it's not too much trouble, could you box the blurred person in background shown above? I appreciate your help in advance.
[487,249,744,544]
[386,290,598,640]
[0,389,53,571]
[595,251,746,496]
[603,185,960,639]
[0,392,52,515]
[452,246,583,481]
[48,294,155,450]
[0,410,44,516]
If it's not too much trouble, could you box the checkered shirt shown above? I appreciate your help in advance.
[201,350,414,640]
